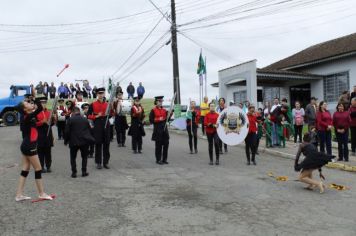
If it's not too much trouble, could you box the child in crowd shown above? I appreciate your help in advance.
[279,116,288,148]
[264,115,273,148]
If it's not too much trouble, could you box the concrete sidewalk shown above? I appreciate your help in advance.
[169,127,356,172]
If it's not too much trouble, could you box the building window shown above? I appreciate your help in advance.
[323,72,349,103]
[263,87,280,102]
[233,91,247,104]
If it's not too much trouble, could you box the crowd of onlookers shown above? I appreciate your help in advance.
[28,81,145,100]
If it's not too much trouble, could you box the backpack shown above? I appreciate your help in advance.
[295,110,304,126]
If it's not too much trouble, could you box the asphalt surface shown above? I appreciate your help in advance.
[0,126,356,236]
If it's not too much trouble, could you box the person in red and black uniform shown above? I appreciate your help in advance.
[149,96,173,165]
[186,100,200,154]
[82,103,95,158]
[204,102,220,165]
[36,96,55,173]
[333,103,350,161]
[64,100,75,122]
[245,104,258,165]
[15,99,53,202]
[56,98,67,140]
[87,87,112,169]
[316,101,333,155]
[129,97,145,154]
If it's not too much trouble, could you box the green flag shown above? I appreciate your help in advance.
[197,51,206,75]
[108,78,112,93]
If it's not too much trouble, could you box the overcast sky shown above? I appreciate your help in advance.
[0,0,355,104]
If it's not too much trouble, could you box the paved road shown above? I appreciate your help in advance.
[0,126,356,236]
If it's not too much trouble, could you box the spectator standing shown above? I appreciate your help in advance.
[92,86,97,99]
[350,86,356,103]
[58,82,66,98]
[29,84,35,97]
[35,81,44,95]
[75,83,82,97]
[338,91,351,110]
[270,98,281,146]
[333,103,350,162]
[64,84,71,98]
[43,82,49,98]
[316,101,333,155]
[83,81,92,99]
[137,82,145,99]
[200,96,209,135]
[69,83,76,98]
[263,101,271,119]
[292,101,305,145]
[349,97,356,156]
[305,97,318,131]
[115,82,123,97]
[126,82,135,99]
[48,82,56,99]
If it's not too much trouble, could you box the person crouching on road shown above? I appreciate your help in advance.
[186,100,200,154]
[15,99,53,202]
[204,102,220,165]
[245,104,258,165]
[64,107,94,178]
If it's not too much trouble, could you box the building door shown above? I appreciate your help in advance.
[290,84,311,108]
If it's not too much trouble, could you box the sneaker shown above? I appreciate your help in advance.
[162,161,169,164]
[103,164,110,169]
[15,195,31,202]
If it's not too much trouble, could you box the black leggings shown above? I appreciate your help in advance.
[294,125,303,143]
[187,125,198,151]
[245,133,256,162]
[207,133,219,162]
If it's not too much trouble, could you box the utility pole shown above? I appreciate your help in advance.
[170,0,181,104]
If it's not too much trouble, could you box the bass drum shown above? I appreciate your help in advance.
[120,99,132,115]
[57,110,66,121]
[216,106,249,146]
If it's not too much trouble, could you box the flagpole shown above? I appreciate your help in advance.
[204,56,207,98]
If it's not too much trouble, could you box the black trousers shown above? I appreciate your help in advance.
[132,135,142,151]
[294,125,303,143]
[218,138,228,153]
[187,125,198,151]
[245,133,257,162]
[115,118,126,145]
[38,146,52,169]
[207,132,219,162]
[70,145,88,173]
[155,139,169,162]
[200,116,205,135]
[57,121,66,139]
[50,93,55,99]
[350,126,356,152]
[95,143,110,165]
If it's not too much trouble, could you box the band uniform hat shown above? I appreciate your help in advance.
[133,96,140,101]
[35,96,48,103]
[96,87,105,94]
[81,103,90,109]
[66,100,73,106]
[154,96,164,101]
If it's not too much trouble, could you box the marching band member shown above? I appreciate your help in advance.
[87,88,112,169]
[15,99,53,202]
[56,98,67,140]
[149,96,173,165]
[129,97,145,154]
[186,101,200,154]
[113,92,128,147]
[82,103,95,158]
[35,97,55,173]
[204,102,220,165]
[245,104,258,165]
[216,98,228,154]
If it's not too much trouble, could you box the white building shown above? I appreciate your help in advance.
[212,33,356,109]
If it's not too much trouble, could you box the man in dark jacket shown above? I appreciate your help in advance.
[126,82,135,99]
[48,82,56,99]
[305,97,318,131]
[64,107,93,178]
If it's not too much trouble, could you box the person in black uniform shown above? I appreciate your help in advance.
[87,88,112,169]
[149,96,173,165]
[15,99,53,202]
[36,96,55,173]
[64,107,94,178]
[129,97,145,154]
[113,92,128,147]
[82,103,95,158]
[56,98,67,140]
[19,94,34,139]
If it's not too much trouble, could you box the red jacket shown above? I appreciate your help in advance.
[88,100,112,120]
[333,111,351,130]
[204,111,219,134]
[187,109,201,126]
[36,110,51,127]
[247,113,257,133]
[316,111,332,131]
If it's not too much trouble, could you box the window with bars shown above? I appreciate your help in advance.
[233,91,247,104]
[323,72,349,103]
